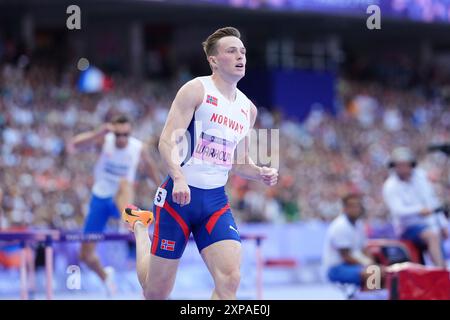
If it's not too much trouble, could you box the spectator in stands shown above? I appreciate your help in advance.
[1,60,450,230]
[322,193,385,289]
[382,147,448,268]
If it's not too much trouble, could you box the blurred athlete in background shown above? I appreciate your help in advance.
[70,114,160,294]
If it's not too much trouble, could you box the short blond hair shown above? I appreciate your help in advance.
[202,27,241,57]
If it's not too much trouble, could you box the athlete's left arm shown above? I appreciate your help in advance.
[231,102,278,186]
[139,143,163,185]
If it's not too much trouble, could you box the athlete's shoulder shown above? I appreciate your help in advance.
[175,77,204,105]
[104,132,115,145]
[98,132,114,154]
[128,136,143,148]
[181,77,204,92]
[195,75,211,86]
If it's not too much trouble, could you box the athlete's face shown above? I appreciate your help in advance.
[211,36,246,80]
[114,123,131,149]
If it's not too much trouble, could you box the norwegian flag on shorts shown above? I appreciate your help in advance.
[160,239,175,251]
[206,95,218,106]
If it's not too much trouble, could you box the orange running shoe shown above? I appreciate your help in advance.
[122,204,154,232]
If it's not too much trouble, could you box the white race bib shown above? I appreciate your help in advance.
[154,187,167,207]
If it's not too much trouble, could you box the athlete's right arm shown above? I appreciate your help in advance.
[158,79,203,206]
[69,123,113,152]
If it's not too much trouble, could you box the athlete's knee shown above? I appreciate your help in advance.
[142,270,176,300]
[142,283,172,300]
[215,268,241,294]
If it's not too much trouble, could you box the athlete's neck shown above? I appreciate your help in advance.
[211,73,238,103]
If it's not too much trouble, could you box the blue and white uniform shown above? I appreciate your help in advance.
[83,132,143,233]
[152,76,252,259]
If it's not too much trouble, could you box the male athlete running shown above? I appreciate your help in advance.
[123,27,278,300]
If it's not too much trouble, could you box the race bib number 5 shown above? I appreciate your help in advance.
[154,187,167,207]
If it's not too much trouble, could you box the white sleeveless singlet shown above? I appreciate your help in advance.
[180,76,252,189]
[92,132,143,198]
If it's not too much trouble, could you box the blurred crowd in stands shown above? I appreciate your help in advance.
[1,50,450,232]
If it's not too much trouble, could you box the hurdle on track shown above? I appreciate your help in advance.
[0,230,266,300]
